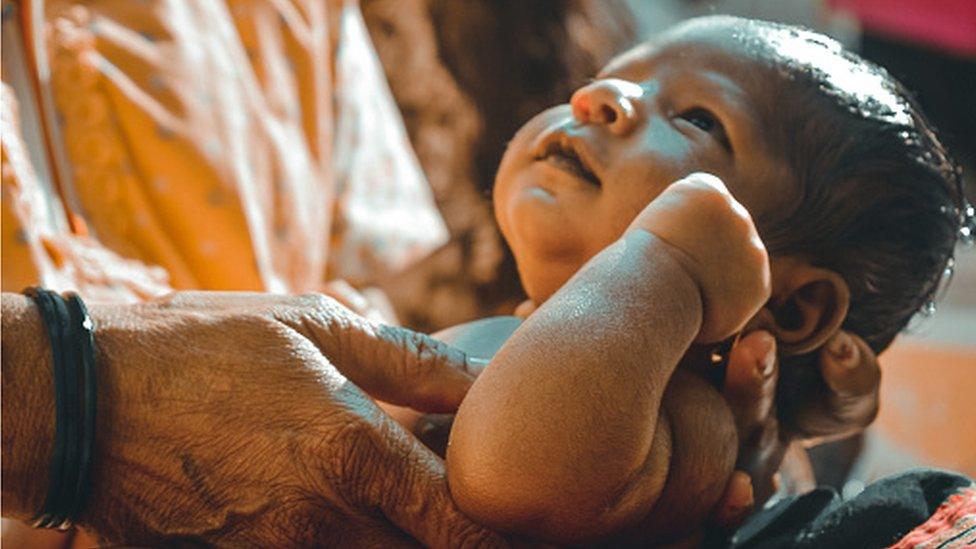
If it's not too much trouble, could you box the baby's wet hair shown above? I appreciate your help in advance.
[720,17,970,354]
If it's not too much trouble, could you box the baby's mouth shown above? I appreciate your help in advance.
[537,135,601,188]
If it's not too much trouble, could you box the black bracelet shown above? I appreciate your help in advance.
[66,293,97,519]
[23,288,97,530]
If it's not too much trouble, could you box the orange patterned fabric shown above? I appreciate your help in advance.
[2,81,171,302]
[1,0,447,299]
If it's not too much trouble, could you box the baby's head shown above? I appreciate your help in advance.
[494,16,969,357]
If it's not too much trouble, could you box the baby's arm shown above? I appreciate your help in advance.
[447,174,769,544]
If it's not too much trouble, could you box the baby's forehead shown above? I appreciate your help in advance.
[607,16,913,127]
[599,23,784,114]
[599,20,778,95]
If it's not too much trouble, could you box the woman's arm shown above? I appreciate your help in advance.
[1,294,55,519]
[2,292,504,546]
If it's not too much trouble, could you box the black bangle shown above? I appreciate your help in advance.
[23,288,97,530]
[66,293,97,519]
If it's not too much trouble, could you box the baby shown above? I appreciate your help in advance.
[432,16,967,546]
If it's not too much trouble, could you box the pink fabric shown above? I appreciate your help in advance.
[831,0,976,56]
[887,486,976,549]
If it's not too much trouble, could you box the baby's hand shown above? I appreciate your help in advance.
[629,172,770,343]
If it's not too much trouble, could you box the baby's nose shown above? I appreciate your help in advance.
[570,78,644,136]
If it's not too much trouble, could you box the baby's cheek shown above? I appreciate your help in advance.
[577,197,645,259]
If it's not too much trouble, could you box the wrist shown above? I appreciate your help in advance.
[624,228,705,319]
[619,229,705,348]
[1,293,56,519]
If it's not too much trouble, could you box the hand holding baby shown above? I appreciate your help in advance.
[629,172,771,343]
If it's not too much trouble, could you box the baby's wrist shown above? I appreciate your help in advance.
[625,228,703,285]
[623,228,705,325]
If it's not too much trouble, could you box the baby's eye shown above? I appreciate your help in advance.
[678,108,732,152]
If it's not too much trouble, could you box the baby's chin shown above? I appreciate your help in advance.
[508,237,590,306]
[516,259,575,306]
[500,197,614,306]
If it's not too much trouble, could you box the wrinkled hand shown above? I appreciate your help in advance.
[77,291,504,547]
[710,329,881,529]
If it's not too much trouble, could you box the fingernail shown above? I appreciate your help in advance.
[754,332,776,377]
[734,471,755,506]
[827,332,858,367]
[465,356,490,376]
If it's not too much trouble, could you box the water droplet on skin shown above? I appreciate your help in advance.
[920,301,937,317]
[961,225,974,245]
[943,257,954,280]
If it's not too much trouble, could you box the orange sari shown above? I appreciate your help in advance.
[2,0,447,301]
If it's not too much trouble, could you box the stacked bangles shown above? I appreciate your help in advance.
[23,288,97,530]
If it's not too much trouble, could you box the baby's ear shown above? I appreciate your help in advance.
[762,257,851,356]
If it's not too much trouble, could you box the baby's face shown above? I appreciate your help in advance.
[494,20,791,303]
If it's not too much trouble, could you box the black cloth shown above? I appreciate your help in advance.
[719,469,973,549]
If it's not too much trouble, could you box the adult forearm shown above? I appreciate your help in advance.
[448,229,702,533]
[1,293,55,520]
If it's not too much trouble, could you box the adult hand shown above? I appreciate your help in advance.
[715,329,881,522]
[1,292,504,548]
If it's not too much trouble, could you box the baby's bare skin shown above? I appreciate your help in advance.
[446,18,857,545]
[448,179,762,544]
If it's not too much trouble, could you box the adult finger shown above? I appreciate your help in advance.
[278,300,481,413]
[710,471,755,531]
[722,331,788,503]
[822,332,880,398]
[338,416,508,548]
[723,331,777,441]
[794,331,880,439]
